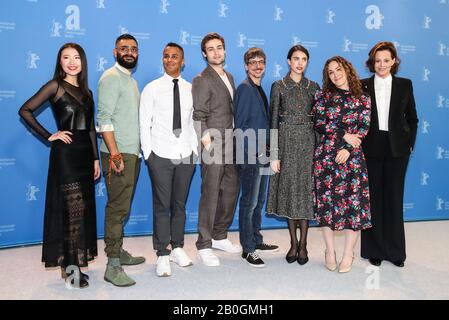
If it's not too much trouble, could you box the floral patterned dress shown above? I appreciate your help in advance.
[312,88,372,231]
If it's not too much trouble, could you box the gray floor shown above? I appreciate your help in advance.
[1,220,448,300]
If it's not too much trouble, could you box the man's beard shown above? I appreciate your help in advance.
[117,54,138,69]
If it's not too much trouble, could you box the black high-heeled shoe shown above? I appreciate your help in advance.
[297,243,309,265]
[285,243,298,264]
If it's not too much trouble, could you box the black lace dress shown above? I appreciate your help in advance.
[19,80,98,268]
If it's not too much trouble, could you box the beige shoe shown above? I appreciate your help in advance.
[325,250,337,271]
[338,254,355,273]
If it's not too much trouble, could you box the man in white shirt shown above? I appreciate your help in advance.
[140,43,197,277]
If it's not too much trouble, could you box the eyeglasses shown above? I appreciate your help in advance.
[116,46,139,54]
[248,60,265,66]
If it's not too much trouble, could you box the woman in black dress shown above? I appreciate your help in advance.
[19,43,99,288]
[267,45,320,265]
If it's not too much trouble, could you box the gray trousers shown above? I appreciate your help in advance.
[147,152,195,256]
[196,163,240,250]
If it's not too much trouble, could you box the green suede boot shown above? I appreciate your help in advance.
[104,265,136,287]
[120,249,146,265]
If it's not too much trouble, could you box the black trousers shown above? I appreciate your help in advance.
[147,152,195,256]
[196,163,240,250]
[361,132,410,262]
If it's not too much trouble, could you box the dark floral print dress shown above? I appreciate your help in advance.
[312,88,372,231]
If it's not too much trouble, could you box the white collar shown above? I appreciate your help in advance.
[114,62,132,75]
[163,72,182,82]
[374,74,392,85]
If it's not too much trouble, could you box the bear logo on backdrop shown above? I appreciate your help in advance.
[2,0,449,247]
[218,1,229,18]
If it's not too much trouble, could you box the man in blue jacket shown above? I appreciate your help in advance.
[234,47,279,268]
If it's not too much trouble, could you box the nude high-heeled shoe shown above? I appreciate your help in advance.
[325,250,337,271]
[338,253,355,273]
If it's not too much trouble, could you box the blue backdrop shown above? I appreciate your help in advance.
[1,0,448,248]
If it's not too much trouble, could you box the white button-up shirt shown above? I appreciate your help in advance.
[374,74,392,131]
[139,73,198,160]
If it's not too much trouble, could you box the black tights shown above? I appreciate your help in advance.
[287,219,309,259]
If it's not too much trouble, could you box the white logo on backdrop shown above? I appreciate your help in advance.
[274,6,283,21]
[119,25,149,40]
[0,22,16,32]
[237,33,265,48]
[96,55,108,72]
[96,0,106,9]
[343,37,368,53]
[422,120,430,134]
[179,29,201,46]
[292,35,319,48]
[119,25,129,35]
[66,5,80,31]
[26,183,40,201]
[51,6,86,37]
[438,42,448,56]
[392,41,416,55]
[423,15,431,29]
[343,37,352,52]
[436,146,449,159]
[160,0,170,14]
[423,67,430,81]
[0,158,16,168]
[238,33,247,47]
[437,95,449,108]
[51,20,63,37]
[96,182,106,197]
[27,51,40,69]
[0,91,16,102]
[365,5,384,30]
[273,63,282,78]
[180,29,190,45]
[292,36,300,45]
[436,197,449,210]
[420,172,429,186]
[218,1,229,17]
[327,9,335,24]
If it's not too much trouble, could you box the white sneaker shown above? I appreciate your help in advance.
[170,248,193,267]
[212,239,242,253]
[156,255,171,277]
[198,248,220,266]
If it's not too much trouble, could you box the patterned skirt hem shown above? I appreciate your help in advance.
[317,222,372,232]
[267,211,315,220]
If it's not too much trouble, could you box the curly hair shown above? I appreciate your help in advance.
[322,56,363,98]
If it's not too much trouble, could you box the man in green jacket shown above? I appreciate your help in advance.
[97,34,145,287]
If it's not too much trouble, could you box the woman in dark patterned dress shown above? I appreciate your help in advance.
[267,45,320,265]
[312,56,371,273]
[19,43,99,288]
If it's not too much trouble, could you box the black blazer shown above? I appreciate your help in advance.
[361,75,418,158]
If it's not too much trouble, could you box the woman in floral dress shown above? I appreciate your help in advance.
[312,56,372,273]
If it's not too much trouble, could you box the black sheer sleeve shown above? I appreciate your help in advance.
[88,90,99,160]
[18,80,58,140]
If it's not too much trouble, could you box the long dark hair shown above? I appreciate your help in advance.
[53,42,91,99]
[322,56,363,98]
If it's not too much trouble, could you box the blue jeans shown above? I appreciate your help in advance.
[237,163,269,253]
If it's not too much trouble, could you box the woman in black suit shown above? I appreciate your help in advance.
[361,41,418,267]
